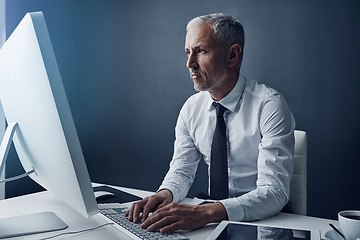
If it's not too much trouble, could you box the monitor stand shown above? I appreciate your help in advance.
[0,122,68,238]
[0,122,35,182]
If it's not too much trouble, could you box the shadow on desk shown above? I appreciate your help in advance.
[93,185,142,204]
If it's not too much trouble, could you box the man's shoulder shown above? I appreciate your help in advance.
[178,91,209,118]
[244,78,282,100]
[184,91,209,106]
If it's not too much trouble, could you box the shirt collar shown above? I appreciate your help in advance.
[206,74,246,112]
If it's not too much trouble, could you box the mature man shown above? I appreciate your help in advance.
[125,13,295,234]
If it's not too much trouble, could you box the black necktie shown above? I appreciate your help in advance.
[210,102,229,200]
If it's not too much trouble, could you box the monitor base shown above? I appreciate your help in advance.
[0,211,68,239]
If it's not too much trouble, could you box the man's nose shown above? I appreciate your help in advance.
[186,53,198,69]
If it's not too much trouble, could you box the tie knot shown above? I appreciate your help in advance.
[213,102,226,117]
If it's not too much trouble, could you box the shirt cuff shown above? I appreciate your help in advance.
[219,198,245,221]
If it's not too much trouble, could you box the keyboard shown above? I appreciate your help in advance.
[98,203,189,240]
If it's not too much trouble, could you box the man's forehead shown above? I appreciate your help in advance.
[185,23,216,48]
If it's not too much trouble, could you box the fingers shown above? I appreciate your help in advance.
[141,190,173,222]
[141,211,185,234]
[160,222,183,234]
[141,196,161,223]
[125,198,148,223]
[140,202,219,234]
[155,200,170,211]
[141,203,182,233]
[141,209,177,233]
[133,200,146,223]
[124,191,172,224]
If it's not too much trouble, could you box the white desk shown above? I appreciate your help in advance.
[0,184,338,240]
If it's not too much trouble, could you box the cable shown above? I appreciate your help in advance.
[0,169,35,183]
[38,222,114,240]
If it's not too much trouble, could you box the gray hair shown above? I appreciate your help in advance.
[187,13,245,61]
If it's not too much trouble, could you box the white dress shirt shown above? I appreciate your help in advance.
[158,74,295,221]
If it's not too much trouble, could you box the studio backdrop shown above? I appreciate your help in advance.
[3,0,360,220]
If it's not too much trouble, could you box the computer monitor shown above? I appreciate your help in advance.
[0,11,98,236]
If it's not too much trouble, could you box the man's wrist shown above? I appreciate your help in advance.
[204,202,228,223]
[157,188,173,202]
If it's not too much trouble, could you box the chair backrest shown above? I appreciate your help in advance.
[290,130,307,215]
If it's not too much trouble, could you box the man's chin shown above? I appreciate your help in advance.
[193,85,201,92]
[193,82,210,92]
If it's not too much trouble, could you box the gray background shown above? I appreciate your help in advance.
[3,0,360,220]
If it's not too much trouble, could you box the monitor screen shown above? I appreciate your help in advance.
[0,12,97,218]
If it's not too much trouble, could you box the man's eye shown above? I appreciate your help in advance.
[198,49,207,53]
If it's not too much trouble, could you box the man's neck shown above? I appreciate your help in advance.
[209,72,239,101]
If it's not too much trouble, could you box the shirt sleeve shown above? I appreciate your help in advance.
[158,101,202,203]
[220,93,295,221]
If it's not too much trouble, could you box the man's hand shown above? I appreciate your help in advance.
[125,189,173,224]
[140,202,228,234]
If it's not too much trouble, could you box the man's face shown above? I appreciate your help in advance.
[185,23,227,93]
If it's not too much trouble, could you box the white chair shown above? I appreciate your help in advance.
[290,130,307,215]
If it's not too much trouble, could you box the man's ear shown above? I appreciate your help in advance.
[226,44,242,67]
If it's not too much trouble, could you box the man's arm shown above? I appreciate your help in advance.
[220,94,295,221]
[157,101,202,202]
